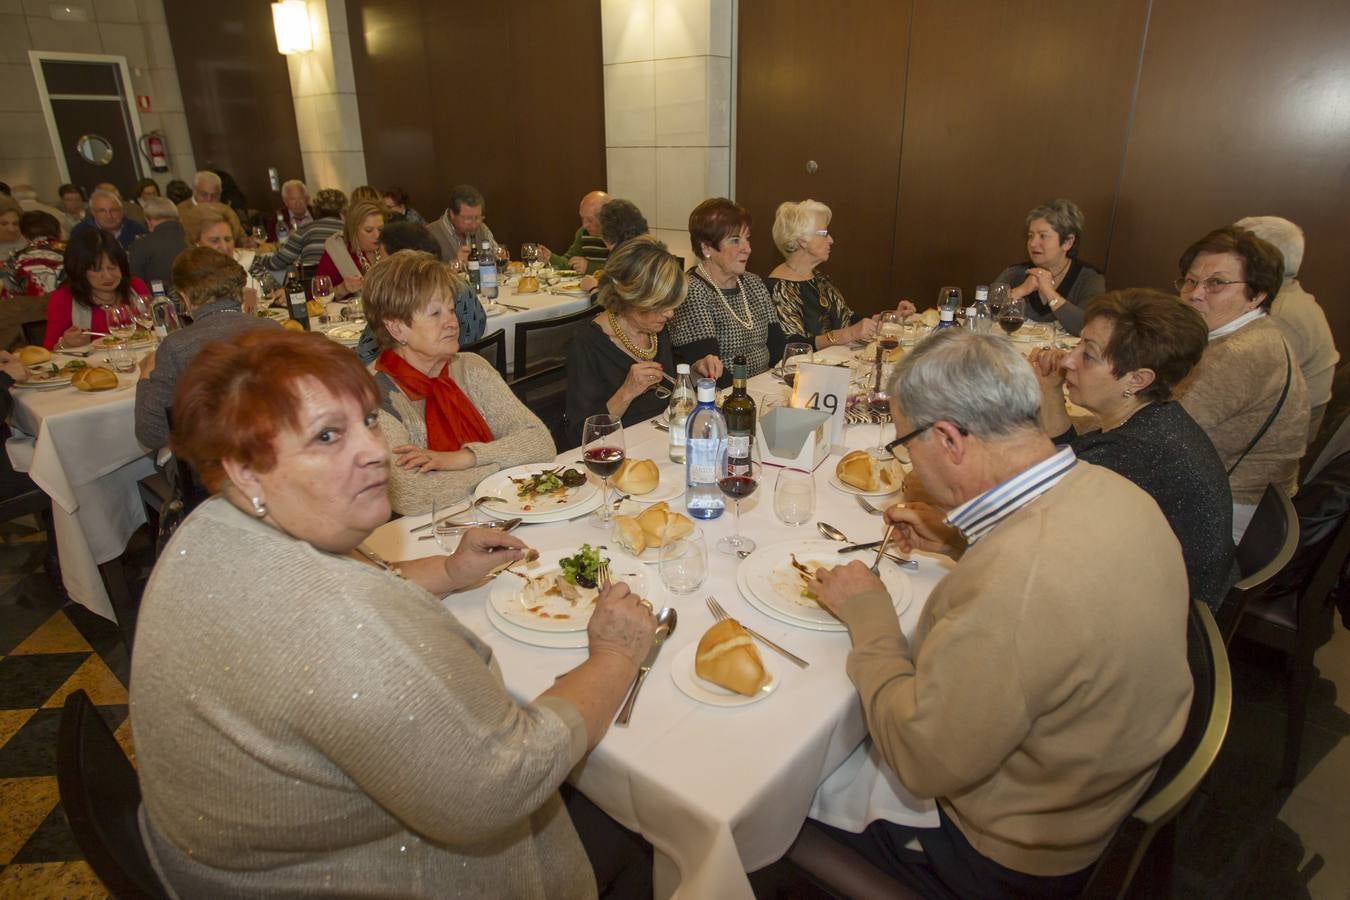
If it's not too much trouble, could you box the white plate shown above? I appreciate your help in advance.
[826,469,907,498]
[1007,323,1056,343]
[321,323,365,345]
[478,492,603,524]
[13,375,73,389]
[486,548,598,632]
[738,539,912,629]
[474,464,600,517]
[617,460,685,505]
[669,642,778,707]
[94,336,155,351]
[484,303,505,317]
[484,596,588,649]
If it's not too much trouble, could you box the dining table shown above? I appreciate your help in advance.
[363,365,949,899]
[476,275,593,373]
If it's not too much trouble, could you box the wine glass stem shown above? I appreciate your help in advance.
[733,497,742,541]
[600,476,611,523]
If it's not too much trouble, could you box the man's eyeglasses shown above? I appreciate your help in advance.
[812,229,830,237]
[1174,276,1248,294]
[883,422,968,462]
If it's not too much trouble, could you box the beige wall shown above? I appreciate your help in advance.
[0,0,196,203]
[285,0,366,193]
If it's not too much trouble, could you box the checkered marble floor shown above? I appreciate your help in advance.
[0,520,130,899]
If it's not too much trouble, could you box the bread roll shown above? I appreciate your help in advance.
[611,515,646,555]
[282,319,306,332]
[517,275,540,293]
[836,449,903,492]
[18,346,51,366]
[695,619,769,696]
[613,458,659,495]
[636,502,693,548]
[506,260,525,275]
[72,366,118,392]
[919,308,941,328]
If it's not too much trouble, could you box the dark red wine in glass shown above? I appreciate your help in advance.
[999,315,1025,334]
[783,372,796,388]
[869,395,891,415]
[718,474,759,500]
[583,446,625,479]
[878,336,899,353]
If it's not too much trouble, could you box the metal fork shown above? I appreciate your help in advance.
[856,494,904,516]
[706,596,809,668]
[597,559,612,590]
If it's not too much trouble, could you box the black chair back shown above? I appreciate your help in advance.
[57,690,170,899]
[513,302,597,379]
[1216,484,1298,642]
[462,328,507,379]
[509,365,571,451]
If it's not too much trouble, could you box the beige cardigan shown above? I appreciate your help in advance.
[836,462,1193,877]
[1177,315,1309,503]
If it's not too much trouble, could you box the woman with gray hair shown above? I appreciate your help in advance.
[1235,215,1338,440]
[766,199,915,350]
[992,198,1105,336]
[565,236,721,446]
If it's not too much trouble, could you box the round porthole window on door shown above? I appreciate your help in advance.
[76,133,115,165]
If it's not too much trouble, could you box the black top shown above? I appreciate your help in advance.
[565,319,674,448]
[128,220,187,290]
[1052,401,1238,610]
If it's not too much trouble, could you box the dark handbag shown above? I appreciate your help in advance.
[1227,344,1293,476]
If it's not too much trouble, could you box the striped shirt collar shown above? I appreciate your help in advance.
[944,447,1078,544]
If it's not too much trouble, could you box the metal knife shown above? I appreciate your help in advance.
[835,540,883,553]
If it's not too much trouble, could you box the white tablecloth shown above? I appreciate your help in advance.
[7,361,152,621]
[485,281,592,374]
[365,372,944,898]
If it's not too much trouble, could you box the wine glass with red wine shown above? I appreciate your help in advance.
[868,386,893,459]
[998,295,1027,335]
[582,414,625,529]
[716,447,760,555]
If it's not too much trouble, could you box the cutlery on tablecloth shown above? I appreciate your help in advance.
[871,524,896,574]
[706,596,808,668]
[615,607,677,726]
[410,496,508,533]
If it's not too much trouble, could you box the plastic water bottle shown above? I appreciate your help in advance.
[971,285,993,334]
[149,280,181,337]
[935,307,957,331]
[275,212,288,245]
[667,363,696,463]
[685,378,726,520]
[478,240,498,301]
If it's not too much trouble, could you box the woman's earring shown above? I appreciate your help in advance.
[250,496,267,518]
[1122,389,1134,399]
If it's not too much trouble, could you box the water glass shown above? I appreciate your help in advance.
[430,494,471,552]
[774,467,815,525]
[660,524,708,594]
[108,344,136,373]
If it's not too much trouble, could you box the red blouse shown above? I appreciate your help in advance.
[43,278,151,349]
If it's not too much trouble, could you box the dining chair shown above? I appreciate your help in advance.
[57,690,171,900]
[1215,484,1299,644]
[462,328,507,379]
[509,365,572,451]
[512,302,597,380]
[1080,601,1232,899]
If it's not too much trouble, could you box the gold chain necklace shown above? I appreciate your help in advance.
[356,246,383,270]
[607,309,657,360]
[696,264,754,331]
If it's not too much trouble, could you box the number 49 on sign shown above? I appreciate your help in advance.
[789,363,851,452]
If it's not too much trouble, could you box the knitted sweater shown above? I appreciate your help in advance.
[836,462,1192,877]
[130,498,594,899]
[1177,315,1309,503]
[549,226,608,274]
[373,352,556,515]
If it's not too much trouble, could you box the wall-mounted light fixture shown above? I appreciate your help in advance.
[272,0,312,55]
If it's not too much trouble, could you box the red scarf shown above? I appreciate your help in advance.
[375,351,494,451]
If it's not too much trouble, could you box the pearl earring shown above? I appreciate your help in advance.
[250,496,267,518]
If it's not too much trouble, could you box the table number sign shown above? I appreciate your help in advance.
[789,362,852,451]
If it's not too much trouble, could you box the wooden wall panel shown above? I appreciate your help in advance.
[735,0,911,315]
[888,0,1148,310]
[163,0,304,210]
[1106,1,1350,344]
[347,0,606,255]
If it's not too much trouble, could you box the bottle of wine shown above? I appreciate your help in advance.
[149,280,181,338]
[284,261,310,331]
[723,355,756,476]
[667,363,696,463]
[685,378,727,520]
[478,240,499,301]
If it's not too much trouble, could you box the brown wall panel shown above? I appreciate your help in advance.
[348,0,606,255]
[163,0,304,210]
[889,0,1148,309]
[1106,1,1350,345]
[735,0,911,315]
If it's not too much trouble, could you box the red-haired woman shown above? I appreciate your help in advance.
[130,328,655,897]
[668,197,781,384]
[43,229,149,349]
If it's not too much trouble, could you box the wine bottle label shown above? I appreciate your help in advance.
[728,434,750,457]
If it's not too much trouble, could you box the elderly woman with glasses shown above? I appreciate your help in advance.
[131,328,655,898]
[766,199,915,350]
[1030,289,1236,610]
[992,199,1105,336]
[1171,226,1308,540]
[363,251,555,515]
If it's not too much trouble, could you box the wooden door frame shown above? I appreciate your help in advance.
[27,50,148,186]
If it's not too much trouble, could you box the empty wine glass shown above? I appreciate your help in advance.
[495,244,510,272]
[773,467,815,526]
[521,242,540,272]
[989,282,1010,317]
[311,275,335,315]
[582,414,625,529]
[106,304,134,342]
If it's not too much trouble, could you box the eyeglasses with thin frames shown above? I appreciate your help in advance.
[1174,276,1248,294]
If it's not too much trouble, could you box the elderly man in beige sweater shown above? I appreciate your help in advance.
[809,330,1194,898]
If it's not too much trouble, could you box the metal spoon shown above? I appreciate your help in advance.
[615,607,677,726]
[817,522,850,542]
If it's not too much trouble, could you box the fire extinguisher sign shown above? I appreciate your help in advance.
[137,95,152,112]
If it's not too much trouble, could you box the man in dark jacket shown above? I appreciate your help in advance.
[129,196,188,289]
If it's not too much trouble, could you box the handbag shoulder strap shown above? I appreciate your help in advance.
[1227,343,1293,476]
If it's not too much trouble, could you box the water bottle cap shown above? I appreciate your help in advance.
[696,378,717,402]
[974,286,989,300]
[676,363,691,375]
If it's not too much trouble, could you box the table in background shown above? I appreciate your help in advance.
[482,280,592,373]
[6,355,152,621]
[366,388,944,899]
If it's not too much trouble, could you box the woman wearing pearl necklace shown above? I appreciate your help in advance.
[669,197,783,386]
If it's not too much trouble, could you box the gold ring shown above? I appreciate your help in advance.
[639,599,654,613]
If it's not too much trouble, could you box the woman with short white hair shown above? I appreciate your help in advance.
[766,199,914,350]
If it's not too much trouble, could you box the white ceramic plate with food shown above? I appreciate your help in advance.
[14,372,74,389]
[484,596,588,649]
[486,546,639,633]
[474,464,599,517]
[739,539,912,629]
[618,460,686,505]
[669,642,778,707]
[826,470,907,498]
[95,332,155,350]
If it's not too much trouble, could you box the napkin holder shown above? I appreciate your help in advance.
[756,407,831,471]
